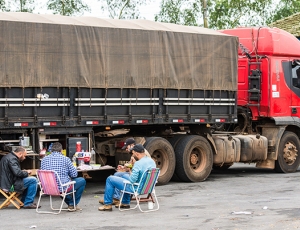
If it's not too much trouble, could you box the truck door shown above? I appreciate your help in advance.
[283,60,300,117]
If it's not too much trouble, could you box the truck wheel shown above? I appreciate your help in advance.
[275,131,300,173]
[167,134,186,147]
[167,135,186,182]
[144,137,176,185]
[175,135,213,182]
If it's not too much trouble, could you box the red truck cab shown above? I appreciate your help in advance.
[221,27,300,120]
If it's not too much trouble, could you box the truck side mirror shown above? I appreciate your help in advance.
[292,59,300,67]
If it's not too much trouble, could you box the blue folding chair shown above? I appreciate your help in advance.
[119,168,160,212]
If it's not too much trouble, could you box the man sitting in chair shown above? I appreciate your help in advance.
[0,146,38,209]
[99,138,152,207]
[41,142,86,211]
[98,144,156,211]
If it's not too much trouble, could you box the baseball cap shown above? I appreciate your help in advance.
[129,144,145,153]
[122,138,135,149]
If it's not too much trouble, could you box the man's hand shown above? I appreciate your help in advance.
[25,170,32,174]
[130,156,136,164]
[117,165,126,172]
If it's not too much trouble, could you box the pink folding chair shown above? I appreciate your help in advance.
[36,170,76,214]
[119,168,160,212]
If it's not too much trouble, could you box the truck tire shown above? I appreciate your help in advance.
[144,137,176,185]
[167,135,186,182]
[167,134,186,147]
[275,131,300,173]
[175,135,213,182]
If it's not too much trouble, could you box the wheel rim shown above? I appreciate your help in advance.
[189,147,206,173]
[152,150,167,175]
[283,142,298,165]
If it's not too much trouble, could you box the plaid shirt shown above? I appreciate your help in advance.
[41,152,77,191]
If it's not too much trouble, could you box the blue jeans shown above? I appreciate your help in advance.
[104,175,133,205]
[64,177,86,206]
[113,172,130,199]
[21,177,38,206]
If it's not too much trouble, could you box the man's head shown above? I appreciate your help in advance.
[130,144,145,161]
[122,138,135,151]
[51,142,63,153]
[14,146,27,162]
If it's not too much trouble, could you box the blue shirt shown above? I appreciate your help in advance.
[41,152,77,191]
[129,156,156,184]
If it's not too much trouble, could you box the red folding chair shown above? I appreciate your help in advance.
[36,170,76,214]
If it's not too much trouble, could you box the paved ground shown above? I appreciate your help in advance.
[1,164,300,230]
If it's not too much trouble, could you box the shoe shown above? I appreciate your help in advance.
[68,205,82,212]
[23,204,41,209]
[99,198,119,205]
[98,204,112,211]
[115,203,130,209]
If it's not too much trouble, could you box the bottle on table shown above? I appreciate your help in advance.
[90,148,96,164]
[72,155,77,167]
[76,141,81,152]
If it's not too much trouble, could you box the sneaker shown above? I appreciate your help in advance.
[98,204,112,211]
[115,203,130,209]
[68,205,82,211]
[99,198,119,205]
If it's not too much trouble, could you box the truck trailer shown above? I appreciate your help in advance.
[0,12,299,185]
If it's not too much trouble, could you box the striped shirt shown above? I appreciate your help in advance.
[41,152,77,191]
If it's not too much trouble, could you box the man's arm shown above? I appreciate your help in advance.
[128,163,140,183]
[66,158,78,178]
[8,158,28,178]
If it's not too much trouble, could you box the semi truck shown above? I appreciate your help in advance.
[0,12,300,185]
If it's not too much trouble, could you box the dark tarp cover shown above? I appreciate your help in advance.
[0,12,238,90]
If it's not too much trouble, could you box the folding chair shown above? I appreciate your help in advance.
[0,188,23,210]
[119,168,160,213]
[36,170,76,214]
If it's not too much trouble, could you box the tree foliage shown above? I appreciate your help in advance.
[0,0,7,12]
[155,0,201,26]
[208,0,273,29]
[10,0,35,12]
[47,0,90,16]
[266,0,300,24]
[155,0,300,30]
[100,0,153,19]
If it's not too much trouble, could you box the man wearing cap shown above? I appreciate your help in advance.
[98,137,152,207]
[121,138,135,151]
[122,137,151,157]
[119,138,151,170]
[98,144,156,211]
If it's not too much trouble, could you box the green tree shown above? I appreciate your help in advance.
[155,0,300,30]
[11,0,35,12]
[208,0,272,29]
[266,0,300,24]
[47,0,90,16]
[155,0,202,26]
[0,0,7,11]
[100,0,153,19]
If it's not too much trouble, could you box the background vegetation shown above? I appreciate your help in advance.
[1,0,300,29]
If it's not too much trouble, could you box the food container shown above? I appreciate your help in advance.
[76,158,84,166]
[19,136,30,147]
[91,164,101,169]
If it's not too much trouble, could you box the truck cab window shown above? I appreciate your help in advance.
[292,66,300,88]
